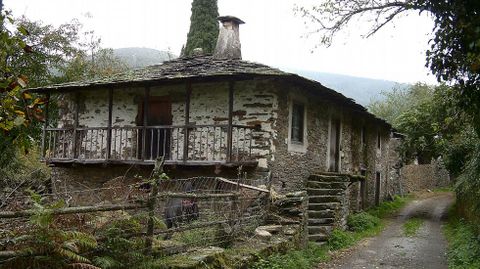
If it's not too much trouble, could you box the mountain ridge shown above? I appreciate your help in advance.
[112,47,408,106]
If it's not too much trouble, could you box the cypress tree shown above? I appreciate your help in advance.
[184,0,219,56]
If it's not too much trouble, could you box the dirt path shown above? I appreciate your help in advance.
[318,192,454,269]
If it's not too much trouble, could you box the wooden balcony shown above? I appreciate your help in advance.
[42,124,257,166]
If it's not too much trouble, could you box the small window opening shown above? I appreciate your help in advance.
[377,131,381,149]
[361,126,366,148]
[291,103,305,143]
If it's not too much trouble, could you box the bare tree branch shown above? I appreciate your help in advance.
[295,0,425,46]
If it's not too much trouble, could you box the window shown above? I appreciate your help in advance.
[375,172,381,206]
[288,100,307,153]
[291,103,305,143]
[377,131,381,150]
[361,126,366,148]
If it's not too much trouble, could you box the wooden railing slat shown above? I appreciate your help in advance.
[43,124,255,164]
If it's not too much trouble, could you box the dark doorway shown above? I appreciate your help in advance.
[360,169,367,209]
[329,118,341,172]
[137,96,172,160]
[375,172,381,206]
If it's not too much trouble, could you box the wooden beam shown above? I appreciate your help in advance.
[183,82,192,162]
[72,93,80,158]
[106,88,113,160]
[0,202,148,219]
[217,177,270,193]
[40,93,50,158]
[142,86,150,160]
[226,81,234,162]
[157,192,238,199]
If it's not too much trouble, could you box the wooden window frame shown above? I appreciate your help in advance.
[287,97,307,153]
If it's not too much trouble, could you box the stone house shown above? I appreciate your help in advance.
[32,16,400,242]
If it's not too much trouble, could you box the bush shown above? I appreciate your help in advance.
[347,212,380,232]
[445,218,480,268]
[327,229,355,250]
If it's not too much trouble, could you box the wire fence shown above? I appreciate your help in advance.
[0,160,271,265]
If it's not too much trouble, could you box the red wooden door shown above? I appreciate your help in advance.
[138,96,172,160]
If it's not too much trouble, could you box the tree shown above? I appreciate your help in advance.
[297,0,480,132]
[184,0,219,56]
[368,83,433,128]
[1,11,46,144]
[57,48,127,83]
[1,13,126,172]
[369,83,464,163]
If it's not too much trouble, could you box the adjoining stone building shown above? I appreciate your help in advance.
[31,16,401,242]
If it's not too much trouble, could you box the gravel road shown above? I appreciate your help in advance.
[318,192,454,269]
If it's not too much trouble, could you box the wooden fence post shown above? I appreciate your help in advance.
[144,156,164,255]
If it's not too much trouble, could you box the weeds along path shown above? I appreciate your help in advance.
[318,192,454,269]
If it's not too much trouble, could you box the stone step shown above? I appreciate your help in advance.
[309,174,349,182]
[308,218,335,225]
[309,195,342,203]
[308,233,329,242]
[308,202,340,211]
[307,181,347,189]
[307,225,334,234]
[308,218,335,226]
[305,188,344,196]
[307,210,335,219]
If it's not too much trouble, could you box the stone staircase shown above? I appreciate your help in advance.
[306,174,350,243]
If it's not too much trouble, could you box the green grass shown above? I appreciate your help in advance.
[444,207,480,269]
[433,187,453,192]
[403,218,424,236]
[251,243,329,269]
[367,195,410,218]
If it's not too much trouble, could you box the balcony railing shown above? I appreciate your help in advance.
[42,124,255,165]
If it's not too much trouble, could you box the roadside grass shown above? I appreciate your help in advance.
[444,206,480,269]
[367,195,410,218]
[251,195,409,269]
[403,218,424,236]
[433,187,453,193]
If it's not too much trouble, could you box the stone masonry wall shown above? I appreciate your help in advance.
[401,160,450,193]
[268,81,396,208]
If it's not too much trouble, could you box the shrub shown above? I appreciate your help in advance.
[327,229,355,250]
[1,193,98,269]
[347,212,380,232]
[445,217,480,268]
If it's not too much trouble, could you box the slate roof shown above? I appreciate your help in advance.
[30,56,287,91]
[30,55,392,128]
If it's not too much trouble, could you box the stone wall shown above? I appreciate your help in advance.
[401,160,451,193]
[268,81,397,208]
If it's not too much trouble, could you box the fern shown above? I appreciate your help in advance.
[92,216,151,269]
[2,192,98,269]
[93,256,121,269]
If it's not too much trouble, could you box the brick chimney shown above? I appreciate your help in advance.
[213,16,245,60]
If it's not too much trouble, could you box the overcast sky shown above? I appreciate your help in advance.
[4,0,436,84]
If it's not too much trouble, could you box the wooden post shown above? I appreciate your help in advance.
[106,88,113,160]
[142,87,150,160]
[40,93,50,158]
[226,81,234,162]
[144,157,165,255]
[183,82,191,162]
[71,93,80,158]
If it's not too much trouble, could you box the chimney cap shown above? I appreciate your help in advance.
[217,16,245,25]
